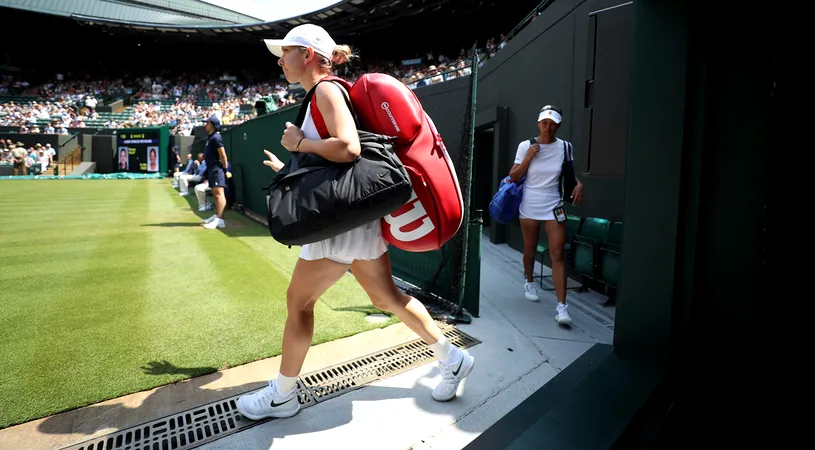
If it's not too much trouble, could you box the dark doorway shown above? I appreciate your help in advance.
[472,127,496,232]
[91,135,114,174]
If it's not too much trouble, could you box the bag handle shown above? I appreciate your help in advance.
[278,165,325,183]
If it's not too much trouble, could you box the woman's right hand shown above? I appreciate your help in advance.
[263,149,285,172]
[526,143,540,160]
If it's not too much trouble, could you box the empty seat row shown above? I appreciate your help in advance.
[535,215,623,304]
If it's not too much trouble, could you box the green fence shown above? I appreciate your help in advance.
[220,97,479,314]
[390,246,458,302]
[223,105,299,216]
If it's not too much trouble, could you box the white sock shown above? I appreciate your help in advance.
[430,335,456,363]
[276,373,298,396]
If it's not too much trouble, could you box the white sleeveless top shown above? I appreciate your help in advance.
[297,100,388,263]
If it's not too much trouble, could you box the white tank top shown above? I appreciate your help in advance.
[299,82,351,141]
[300,102,321,141]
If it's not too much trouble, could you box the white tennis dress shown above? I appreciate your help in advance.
[297,100,388,265]
[514,137,572,221]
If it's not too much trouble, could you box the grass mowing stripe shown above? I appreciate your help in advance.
[0,182,147,428]
[0,179,398,430]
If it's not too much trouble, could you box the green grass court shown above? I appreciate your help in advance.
[0,179,396,429]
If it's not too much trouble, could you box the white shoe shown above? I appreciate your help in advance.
[236,380,300,420]
[203,218,225,229]
[524,282,539,302]
[432,349,475,402]
[201,214,218,224]
[179,192,189,196]
[555,303,572,327]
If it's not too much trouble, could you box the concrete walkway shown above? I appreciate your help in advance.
[199,236,615,450]
[0,235,615,450]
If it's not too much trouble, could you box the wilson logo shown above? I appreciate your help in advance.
[383,190,434,242]
[381,102,401,133]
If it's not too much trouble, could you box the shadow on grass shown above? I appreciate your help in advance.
[329,305,395,319]
[140,222,202,228]
[141,360,218,377]
[145,186,272,238]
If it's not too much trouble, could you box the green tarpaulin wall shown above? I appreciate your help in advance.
[220,105,462,303]
[0,173,166,181]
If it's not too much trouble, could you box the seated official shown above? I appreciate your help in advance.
[178,159,206,196]
[173,153,200,189]
[194,179,211,212]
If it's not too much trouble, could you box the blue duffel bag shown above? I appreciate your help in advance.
[489,175,525,225]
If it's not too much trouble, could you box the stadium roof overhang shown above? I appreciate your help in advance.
[67,0,496,42]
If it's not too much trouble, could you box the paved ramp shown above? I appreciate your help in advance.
[69,162,96,176]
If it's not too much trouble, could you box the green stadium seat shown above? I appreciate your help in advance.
[599,221,623,305]
[568,216,611,292]
[535,214,583,289]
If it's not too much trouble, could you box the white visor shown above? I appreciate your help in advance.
[538,109,562,124]
[263,24,336,60]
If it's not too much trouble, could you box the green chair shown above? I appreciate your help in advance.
[568,217,611,292]
[535,215,583,289]
[599,221,623,305]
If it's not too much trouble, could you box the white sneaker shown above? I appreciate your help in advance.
[432,349,475,402]
[555,303,572,327]
[236,380,300,420]
[179,192,189,196]
[201,214,218,224]
[524,282,539,302]
[197,206,207,212]
[203,218,225,229]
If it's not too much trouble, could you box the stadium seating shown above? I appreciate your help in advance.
[533,215,624,304]
[599,221,623,304]
[534,214,581,289]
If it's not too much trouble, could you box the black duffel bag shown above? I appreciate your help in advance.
[264,83,412,247]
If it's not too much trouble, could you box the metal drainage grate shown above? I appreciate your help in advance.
[60,381,315,450]
[61,327,480,450]
[300,326,480,403]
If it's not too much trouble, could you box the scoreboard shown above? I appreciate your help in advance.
[114,127,169,173]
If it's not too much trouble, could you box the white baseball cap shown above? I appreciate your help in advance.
[538,108,562,124]
[264,24,336,60]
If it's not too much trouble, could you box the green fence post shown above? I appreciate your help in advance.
[448,43,480,324]
[462,209,483,317]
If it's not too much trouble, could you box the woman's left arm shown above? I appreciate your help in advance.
[571,174,584,206]
[569,142,584,206]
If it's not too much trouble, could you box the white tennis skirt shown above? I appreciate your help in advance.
[299,219,388,265]
[519,187,563,222]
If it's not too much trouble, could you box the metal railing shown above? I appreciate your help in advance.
[53,146,83,176]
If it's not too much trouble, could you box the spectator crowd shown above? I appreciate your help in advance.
[0,139,56,174]
[0,34,512,135]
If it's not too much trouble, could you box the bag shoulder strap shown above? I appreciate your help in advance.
[292,78,361,172]
[301,78,359,137]
[529,137,536,145]
[562,139,573,163]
